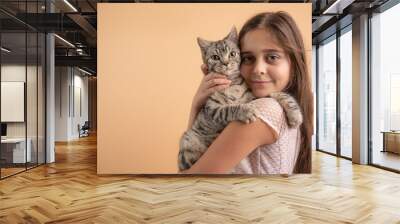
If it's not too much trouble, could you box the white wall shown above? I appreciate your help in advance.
[72,73,89,138]
[55,66,70,141]
[1,65,26,132]
[1,65,38,137]
[55,67,89,141]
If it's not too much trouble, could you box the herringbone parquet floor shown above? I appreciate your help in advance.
[1,134,400,223]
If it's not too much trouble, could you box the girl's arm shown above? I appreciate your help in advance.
[186,104,200,130]
[183,118,278,174]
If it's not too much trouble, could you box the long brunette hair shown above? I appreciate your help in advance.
[238,11,313,173]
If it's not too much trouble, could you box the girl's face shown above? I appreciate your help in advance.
[240,28,291,98]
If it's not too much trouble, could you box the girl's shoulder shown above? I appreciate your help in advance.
[250,97,284,115]
[249,97,286,137]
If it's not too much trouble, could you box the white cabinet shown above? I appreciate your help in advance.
[382,131,400,154]
[1,138,32,163]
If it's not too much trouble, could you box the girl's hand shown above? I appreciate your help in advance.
[186,64,232,130]
[191,64,231,111]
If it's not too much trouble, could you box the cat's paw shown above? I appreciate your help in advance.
[236,104,259,124]
[270,92,303,128]
[286,107,303,127]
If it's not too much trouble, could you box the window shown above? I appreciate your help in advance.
[317,36,337,155]
[371,2,400,171]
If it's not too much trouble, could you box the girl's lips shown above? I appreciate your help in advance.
[252,80,273,83]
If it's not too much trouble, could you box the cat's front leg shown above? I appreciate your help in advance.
[206,103,260,125]
[227,103,260,124]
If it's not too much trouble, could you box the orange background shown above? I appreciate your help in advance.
[97,3,311,174]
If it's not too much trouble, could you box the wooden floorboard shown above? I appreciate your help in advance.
[0,134,400,223]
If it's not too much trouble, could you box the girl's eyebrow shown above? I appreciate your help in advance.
[241,49,283,55]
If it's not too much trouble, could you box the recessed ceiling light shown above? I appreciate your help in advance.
[63,0,78,12]
[322,0,355,15]
[54,34,75,48]
[1,47,11,53]
[77,67,93,76]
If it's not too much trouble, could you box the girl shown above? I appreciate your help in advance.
[182,11,313,174]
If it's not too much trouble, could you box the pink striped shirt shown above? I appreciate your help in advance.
[231,97,301,175]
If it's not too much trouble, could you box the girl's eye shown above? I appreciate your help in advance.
[230,52,236,57]
[212,55,220,60]
[241,56,253,64]
[266,54,280,62]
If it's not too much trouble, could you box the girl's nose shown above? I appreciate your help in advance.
[252,57,267,76]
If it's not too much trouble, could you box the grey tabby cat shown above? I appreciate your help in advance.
[178,27,303,171]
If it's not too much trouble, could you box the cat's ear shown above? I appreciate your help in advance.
[197,37,211,52]
[224,26,238,43]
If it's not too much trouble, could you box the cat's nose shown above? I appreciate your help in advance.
[222,56,229,65]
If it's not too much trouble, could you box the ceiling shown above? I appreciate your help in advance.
[0,0,395,75]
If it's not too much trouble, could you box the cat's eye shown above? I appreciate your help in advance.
[211,55,220,60]
[230,52,236,57]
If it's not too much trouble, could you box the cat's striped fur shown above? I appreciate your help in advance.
[178,27,303,171]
